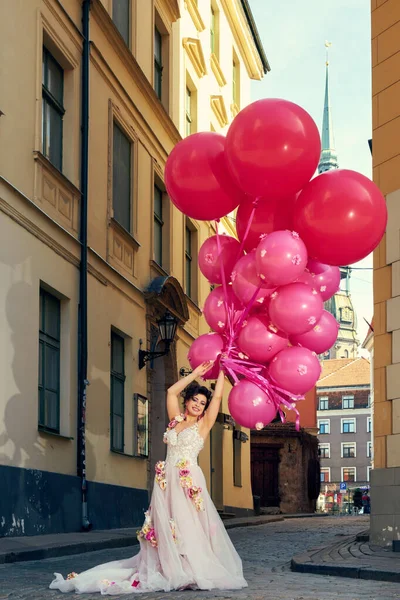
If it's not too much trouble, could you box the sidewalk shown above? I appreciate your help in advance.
[291,531,400,583]
[0,512,325,564]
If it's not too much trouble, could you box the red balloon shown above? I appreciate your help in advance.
[228,380,277,430]
[236,195,296,252]
[203,286,243,333]
[293,169,388,266]
[188,333,224,380]
[290,310,340,355]
[238,315,288,363]
[225,98,321,198]
[165,132,243,221]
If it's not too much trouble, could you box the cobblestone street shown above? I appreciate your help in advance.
[1,516,399,600]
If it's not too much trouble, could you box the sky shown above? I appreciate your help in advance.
[248,0,373,350]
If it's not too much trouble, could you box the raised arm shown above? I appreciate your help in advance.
[202,370,225,432]
[167,361,214,421]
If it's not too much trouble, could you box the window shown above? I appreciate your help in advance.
[232,55,240,107]
[154,26,163,100]
[367,441,372,459]
[340,307,352,323]
[42,47,64,171]
[210,7,216,54]
[320,468,330,483]
[113,122,132,232]
[233,428,242,487]
[318,397,329,411]
[341,442,356,458]
[319,443,330,459]
[185,87,192,137]
[367,394,371,407]
[342,467,356,482]
[367,466,372,482]
[367,417,372,433]
[342,395,354,409]
[185,224,193,298]
[134,394,148,457]
[341,418,356,433]
[110,331,125,452]
[38,288,61,433]
[112,0,130,46]
[154,184,163,266]
[318,419,330,435]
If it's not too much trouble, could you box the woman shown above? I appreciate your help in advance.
[50,361,247,594]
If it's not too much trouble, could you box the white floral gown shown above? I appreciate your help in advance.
[50,419,247,594]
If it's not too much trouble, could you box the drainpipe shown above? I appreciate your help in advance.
[77,0,91,531]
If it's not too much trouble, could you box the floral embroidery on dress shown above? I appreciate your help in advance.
[163,414,185,443]
[169,519,177,543]
[155,460,167,490]
[67,572,78,580]
[176,459,205,512]
[137,510,158,547]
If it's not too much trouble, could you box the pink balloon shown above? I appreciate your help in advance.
[188,333,224,380]
[236,194,296,253]
[238,314,288,363]
[269,346,322,395]
[203,286,243,333]
[232,252,275,307]
[228,380,277,430]
[269,282,323,336]
[305,260,341,302]
[225,98,321,198]
[293,169,388,266]
[256,231,308,287]
[198,235,242,285]
[165,132,243,221]
[290,310,340,354]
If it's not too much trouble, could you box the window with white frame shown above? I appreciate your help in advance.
[319,443,330,459]
[342,395,354,409]
[367,466,372,482]
[342,467,356,482]
[318,419,330,435]
[320,467,330,483]
[367,417,372,433]
[318,396,329,411]
[367,441,372,459]
[341,442,356,458]
[341,418,356,433]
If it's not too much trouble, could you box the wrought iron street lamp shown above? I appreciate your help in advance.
[138,312,178,370]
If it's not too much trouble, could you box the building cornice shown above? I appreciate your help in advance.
[220,0,269,80]
[211,95,229,127]
[182,37,207,78]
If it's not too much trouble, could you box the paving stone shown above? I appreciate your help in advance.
[0,517,399,599]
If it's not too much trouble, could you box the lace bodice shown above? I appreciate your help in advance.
[164,423,204,466]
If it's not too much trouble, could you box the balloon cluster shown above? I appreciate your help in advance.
[165,98,387,431]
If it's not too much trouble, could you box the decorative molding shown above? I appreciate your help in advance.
[91,0,181,147]
[107,218,139,280]
[210,53,227,87]
[182,38,207,78]
[156,0,181,23]
[219,0,265,80]
[184,0,206,32]
[33,152,80,236]
[231,102,240,117]
[211,95,229,127]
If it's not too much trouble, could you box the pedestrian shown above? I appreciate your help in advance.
[49,361,247,594]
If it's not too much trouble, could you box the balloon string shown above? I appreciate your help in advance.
[236,196,260,259]
[215,220,235,355]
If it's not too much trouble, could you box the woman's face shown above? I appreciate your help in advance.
[185,393,208,417]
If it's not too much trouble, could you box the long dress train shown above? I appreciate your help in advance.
[49,419,248,594]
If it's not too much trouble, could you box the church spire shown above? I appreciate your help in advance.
[318,42,339,174]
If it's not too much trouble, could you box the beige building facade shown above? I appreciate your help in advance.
[370,0,400,546]
[0,0,268,535]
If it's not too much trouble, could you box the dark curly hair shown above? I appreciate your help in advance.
[182,382,212,412]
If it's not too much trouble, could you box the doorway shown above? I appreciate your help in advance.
[251,444,281,507]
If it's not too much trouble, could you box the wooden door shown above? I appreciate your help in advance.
[251,444,280,507]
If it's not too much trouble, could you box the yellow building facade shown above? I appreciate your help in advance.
[370,0,400,546]
[0,0,268,535]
